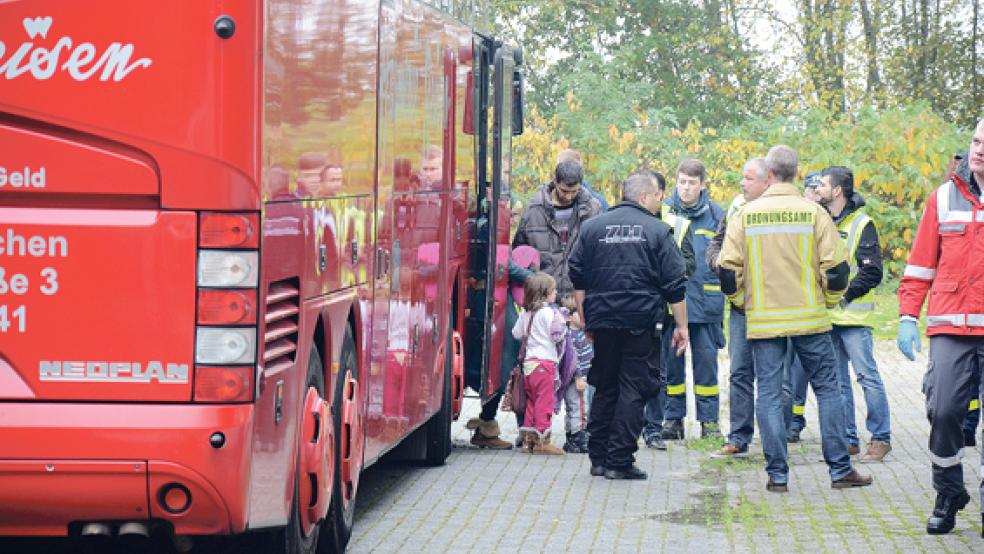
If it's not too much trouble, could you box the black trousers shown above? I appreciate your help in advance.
[587,327,662,469]
[924,335,984,499]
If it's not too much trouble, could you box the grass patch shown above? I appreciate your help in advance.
[648,487,774,536]
[870,279,901,340]
[699,453,764,473]
[682,434,727,452]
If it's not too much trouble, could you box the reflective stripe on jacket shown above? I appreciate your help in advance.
[665,198,725,323]
[718,182,848,339]
[898,159,984,336]
[829,210,876,327]
[661,204,691,248]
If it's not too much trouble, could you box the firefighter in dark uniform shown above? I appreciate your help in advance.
[569,172,689,480]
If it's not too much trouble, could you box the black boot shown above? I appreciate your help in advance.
[576,429,589,451]
[786,428,801,443]
[701,421,721,438]
[644,432,667,450]
[563,431,589,454]
[660,419,684,440]
[926,491,970,535]
[604,465,648,480]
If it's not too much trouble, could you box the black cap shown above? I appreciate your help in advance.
[804,171,822,188]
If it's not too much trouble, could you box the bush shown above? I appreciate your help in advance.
[512,102,968,276]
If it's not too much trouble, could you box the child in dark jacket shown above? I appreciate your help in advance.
[559,296,593,452]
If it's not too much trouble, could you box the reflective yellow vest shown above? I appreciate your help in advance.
[829,210,876,327]
[661,204,690,320]
[661,204,691,248]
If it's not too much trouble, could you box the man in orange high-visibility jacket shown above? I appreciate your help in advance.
[897,118,984,537]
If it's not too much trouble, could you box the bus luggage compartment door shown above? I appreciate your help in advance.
[0,208,197,402]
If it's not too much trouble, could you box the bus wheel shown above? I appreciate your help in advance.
[320,325,361,553]
[423,313,454,465]
[278,345,328,554]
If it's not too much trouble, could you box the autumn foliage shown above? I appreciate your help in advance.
[511,102,967,276]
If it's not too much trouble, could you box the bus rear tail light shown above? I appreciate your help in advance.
[196,327,257,365]
[197,289,257,325]
[199,212,259,248]
[196,212,260,403]
[197,250,259,287]
[193,366,253,402]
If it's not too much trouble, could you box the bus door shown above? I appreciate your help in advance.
[478,43,517,399]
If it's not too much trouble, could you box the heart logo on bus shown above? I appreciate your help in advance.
[22,17,52,40]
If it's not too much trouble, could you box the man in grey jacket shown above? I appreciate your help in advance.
[513,160,603,298]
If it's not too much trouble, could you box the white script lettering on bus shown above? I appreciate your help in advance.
[0,166,46,189]
[0,17,153,82]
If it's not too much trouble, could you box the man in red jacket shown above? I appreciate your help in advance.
[898,118,984,537]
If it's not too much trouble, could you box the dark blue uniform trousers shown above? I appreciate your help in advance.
[662,321,723,423]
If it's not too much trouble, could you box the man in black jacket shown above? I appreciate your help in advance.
[569,172,689,480]
[815,166,891,462]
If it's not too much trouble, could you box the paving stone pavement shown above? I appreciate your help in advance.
[349,340,983,553]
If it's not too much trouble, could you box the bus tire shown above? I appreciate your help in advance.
[422,314,454,465]
[319,325,360,553]
[275,345,326,554]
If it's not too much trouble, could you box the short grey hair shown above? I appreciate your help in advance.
[745,157,767,181]
[622,173,658,202]
[765,145,798,183]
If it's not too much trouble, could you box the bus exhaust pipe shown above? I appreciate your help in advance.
[80,522,112,537]
[118,521,150,538]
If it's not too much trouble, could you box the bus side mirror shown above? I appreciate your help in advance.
[511,70,524,136]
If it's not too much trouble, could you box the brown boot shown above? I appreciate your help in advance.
[467,419,513,450]
[518,427,537,453]
[532,431,565,455]
[861,440,891,463]
[831,469,873,489]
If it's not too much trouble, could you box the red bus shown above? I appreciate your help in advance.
[0,1,522,552]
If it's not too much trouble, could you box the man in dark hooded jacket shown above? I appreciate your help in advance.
[815,166,890,463]
[513,160,602,298]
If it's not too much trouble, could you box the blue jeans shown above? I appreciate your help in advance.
[782,343,809,433]
[727,310,755,448]
[831,326,891,444]
[663,321,724,422]
[751,333,852,483]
